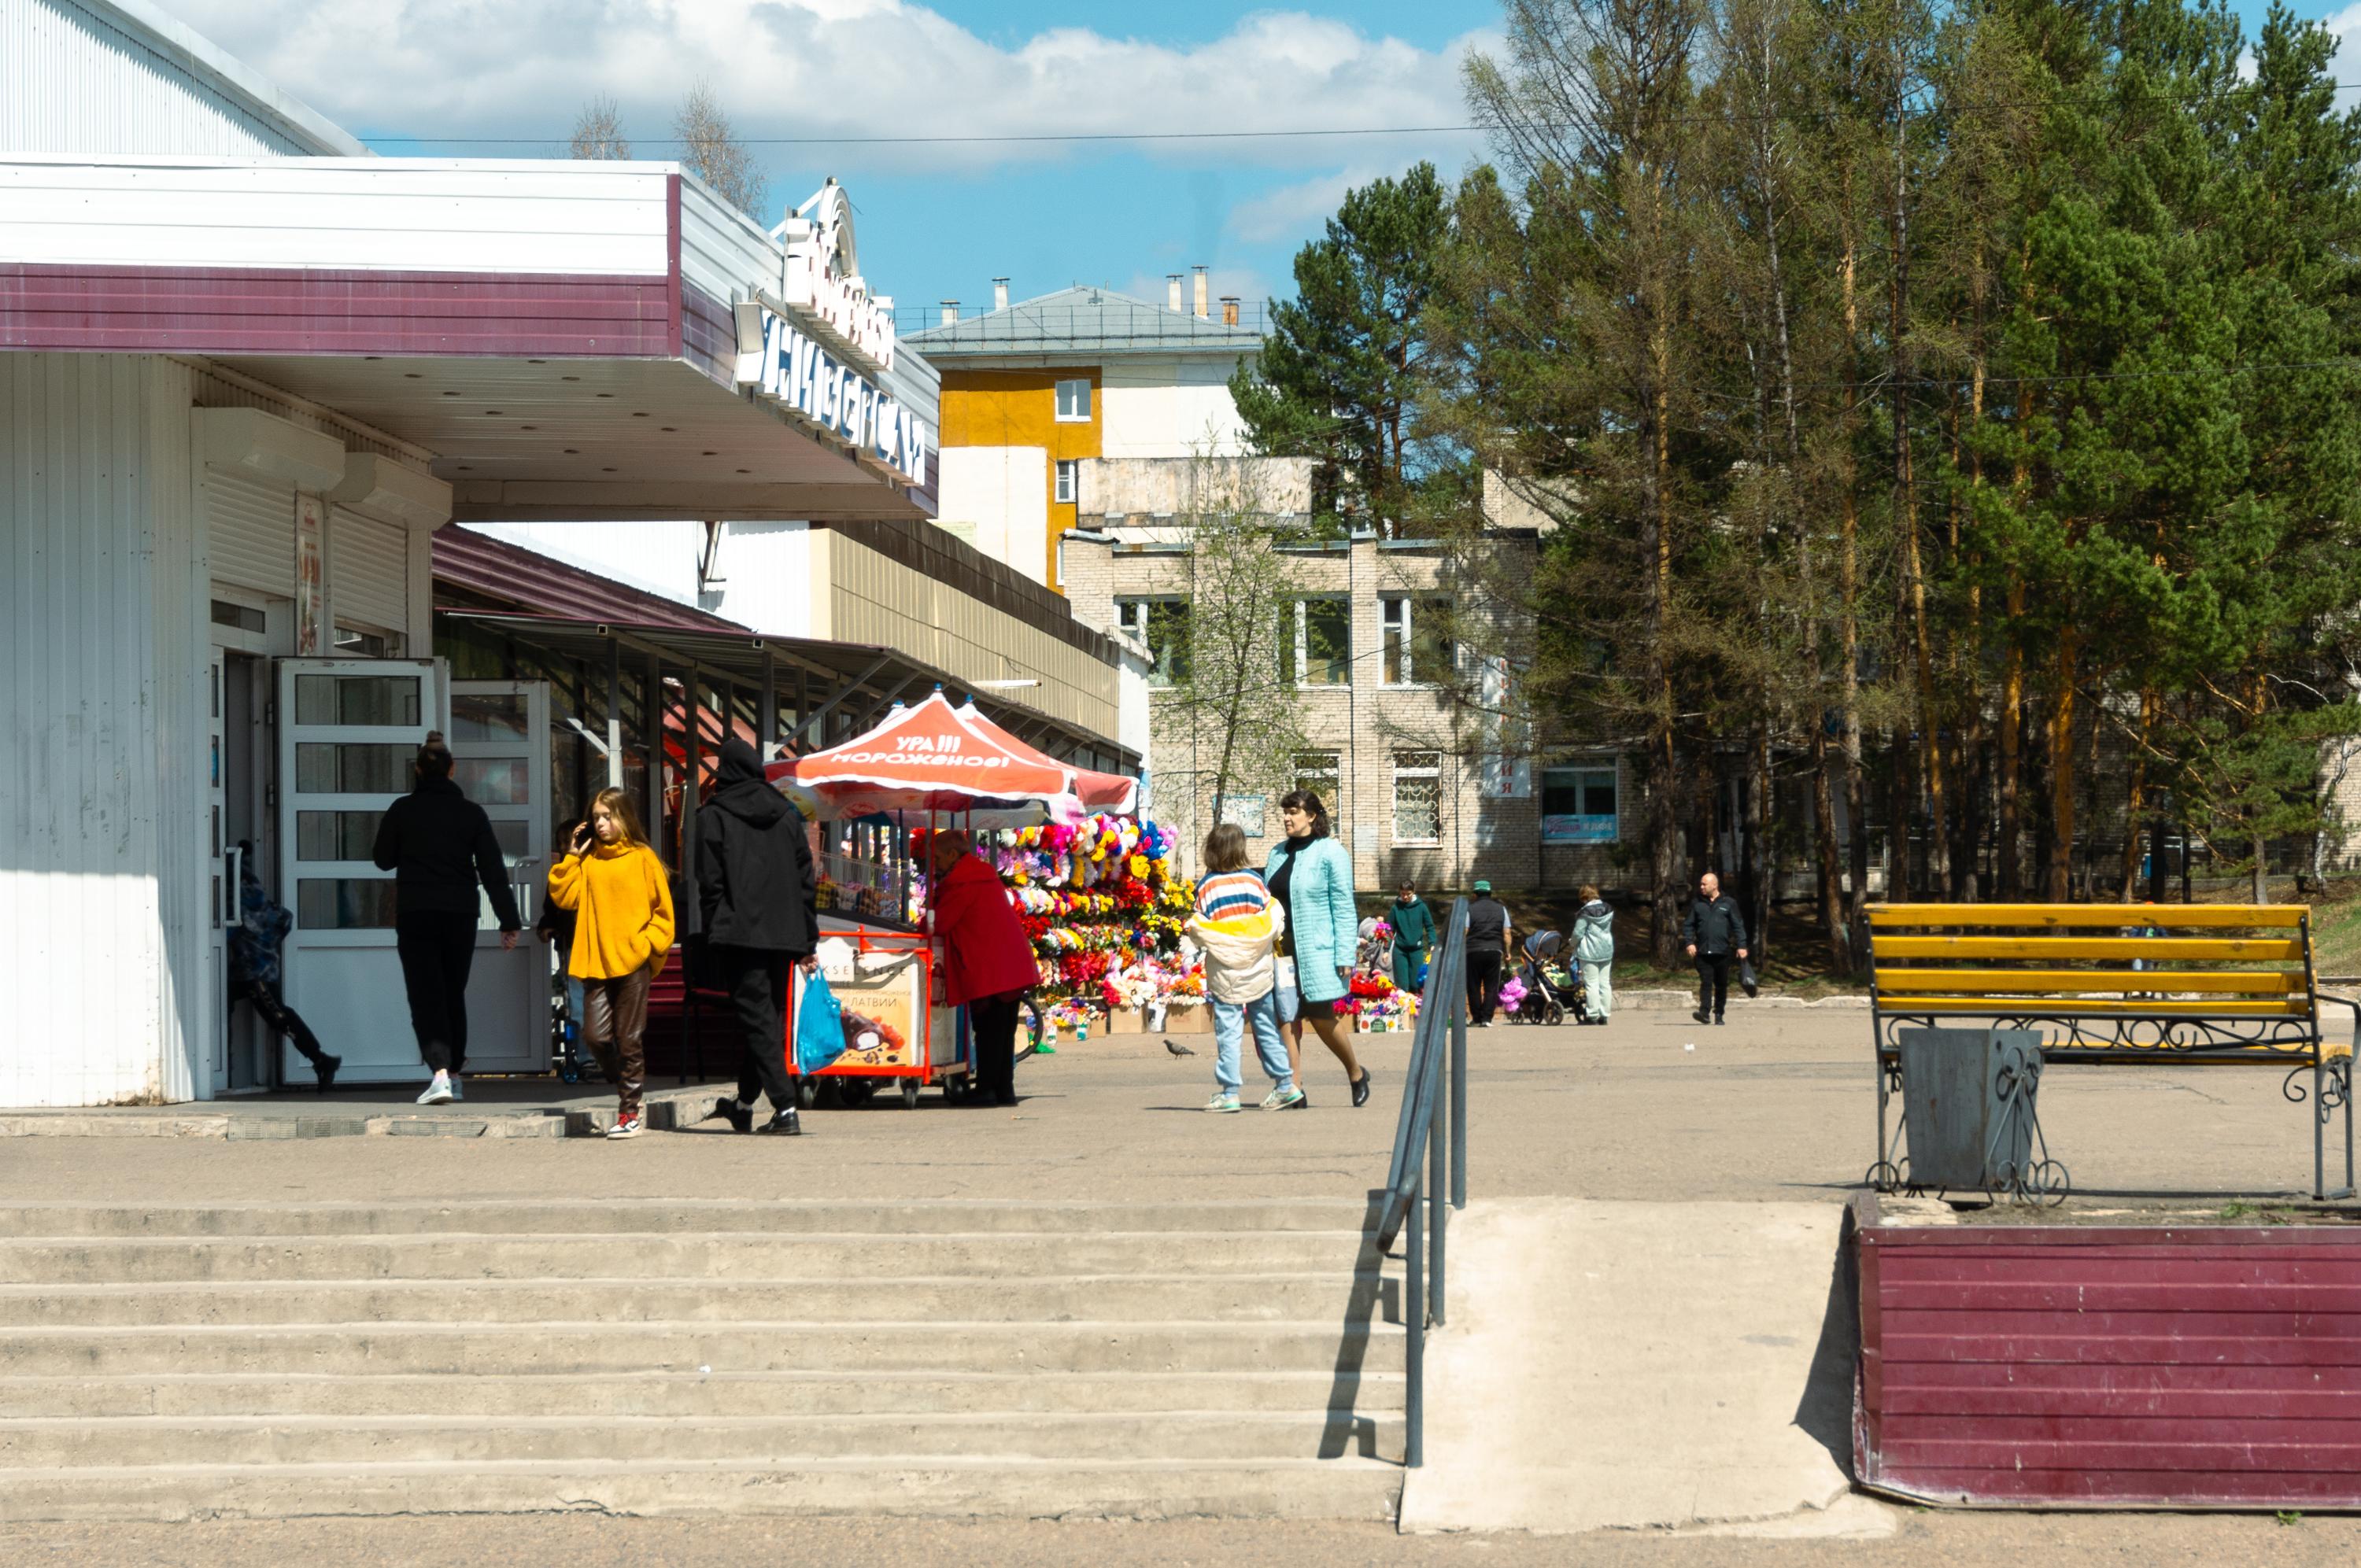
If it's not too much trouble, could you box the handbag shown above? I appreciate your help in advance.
[793,968,848,1076]
[1738,957,1760,998]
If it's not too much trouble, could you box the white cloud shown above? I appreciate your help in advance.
[1229,166,1372,244]
[168,1,1491,179]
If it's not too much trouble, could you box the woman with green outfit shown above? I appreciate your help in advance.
[1388,880,1436,994]
[1263,790,1373,1109]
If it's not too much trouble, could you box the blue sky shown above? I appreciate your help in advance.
[172,1,2356,331]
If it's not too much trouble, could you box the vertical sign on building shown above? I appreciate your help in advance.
[294,494,324,656]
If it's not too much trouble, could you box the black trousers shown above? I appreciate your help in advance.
[395,909,478,1073]
[970,992,1022,1101]
[1695,954,1732,1019]
[1467,950,1505,1023]
[229,977,331,1073]
[711,944,796,1115]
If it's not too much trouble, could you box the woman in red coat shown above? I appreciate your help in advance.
[927,828,1040,1106]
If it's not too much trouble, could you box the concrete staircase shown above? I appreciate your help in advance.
[0,1199,1403,1522]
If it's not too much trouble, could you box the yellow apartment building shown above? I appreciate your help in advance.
[907,271,1265,591]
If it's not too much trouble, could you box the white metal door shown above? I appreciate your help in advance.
[278,659,436,1083]
[449,681,551,1075]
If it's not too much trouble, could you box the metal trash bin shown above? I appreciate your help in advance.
[1897,1027,2056,1198]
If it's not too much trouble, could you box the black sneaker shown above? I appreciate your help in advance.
[754,1109,802,1136]
[1714,1015,1727,1027]
[1692,1009,1710,1024]
[1351,1069,1373,1109]
[314,1054,340,1094]
[703,1097,754,1134]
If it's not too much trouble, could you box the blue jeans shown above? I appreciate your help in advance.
[1211,991,1295,1096]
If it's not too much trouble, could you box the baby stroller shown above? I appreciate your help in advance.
[1509,930,1589,1026]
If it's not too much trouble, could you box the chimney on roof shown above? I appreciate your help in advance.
[1220,296,1240,327]
[1192,265,1210,319]
[1167,274,1184,312]
[992,277,1009,311]
[940,300,958,327]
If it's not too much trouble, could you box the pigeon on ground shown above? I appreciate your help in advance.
[1164,1038,1195,1057]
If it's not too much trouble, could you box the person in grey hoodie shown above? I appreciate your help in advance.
[1572,885,1616,1022]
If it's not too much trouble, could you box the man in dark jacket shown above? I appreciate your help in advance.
[372,734,522,1103]
[696,738,817,1135]
[1681,870,1749,1026]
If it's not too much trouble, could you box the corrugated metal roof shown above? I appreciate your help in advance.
[431,526,745,633]
[5,1,370,157]
[906,286,1264,360]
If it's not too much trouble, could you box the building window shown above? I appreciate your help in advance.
[210,600,266,635]
[1118,597,1192,688]
[334,621,401,659]
[1393,752,1442,845]
[1055,378,1092,422]
[1541,765,1620,844]
[1055,459,1077,504]
[1284,596,1351,686]
[1294,751,1340,804]
[1381,596,1454,685]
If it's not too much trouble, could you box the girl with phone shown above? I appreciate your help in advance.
[545,789,674,1139]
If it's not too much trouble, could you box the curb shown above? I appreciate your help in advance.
[1614,990,1870,1010]
[0,1085,724,1142]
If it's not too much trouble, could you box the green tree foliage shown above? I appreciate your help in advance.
[1393,0,2361,951]
[1230,163,1470,535]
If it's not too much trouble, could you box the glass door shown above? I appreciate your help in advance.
[277,659,434,1083]
[206,650,231,1096]
[449,681,552,1075]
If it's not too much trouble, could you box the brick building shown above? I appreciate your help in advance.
[1060,466,1627,894]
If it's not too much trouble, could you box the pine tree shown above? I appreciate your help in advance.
[1230,164,1465,537]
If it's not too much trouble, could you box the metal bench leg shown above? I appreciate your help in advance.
[2317,1059,2327,1204]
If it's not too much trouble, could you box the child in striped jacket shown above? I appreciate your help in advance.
[1184,825,1304,1114]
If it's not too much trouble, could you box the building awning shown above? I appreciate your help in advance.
[437,611,1133,774]
[2,157,939,522]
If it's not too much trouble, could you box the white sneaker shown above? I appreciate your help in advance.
[416,1077,453,1105]
[607,1112,644,1139]
[1203,1093,1242,1114]
[1260,1085,1306,1111]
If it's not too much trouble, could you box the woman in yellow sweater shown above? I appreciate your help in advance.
[546,788,675,1139]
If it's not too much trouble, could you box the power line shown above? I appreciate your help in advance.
[355,77,2361,149]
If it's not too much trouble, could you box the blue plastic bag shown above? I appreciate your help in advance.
[794,969,848,1077]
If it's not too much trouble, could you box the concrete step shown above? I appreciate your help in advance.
[0,1320,1407,1379]
[0,1368,1402,1420]
[0,1454,1404,1523]
[0,1410,1403,1468]
[0,1230,1376,1284]
[0,1274,1389,1328]
[0,1200,1380,1240]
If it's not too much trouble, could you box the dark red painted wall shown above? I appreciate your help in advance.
[0,264,676,357]
[1857,1212,2361,1507]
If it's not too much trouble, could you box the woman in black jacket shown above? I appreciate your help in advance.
[371,733,523,1104]
[695,738,818,1135]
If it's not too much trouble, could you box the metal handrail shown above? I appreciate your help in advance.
[1377,897,1471,1469]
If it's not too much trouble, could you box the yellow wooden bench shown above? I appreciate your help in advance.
[1867,904,2355,1201]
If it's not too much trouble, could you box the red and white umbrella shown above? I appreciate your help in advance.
[950,699,1138,815]
[767,692,1084,827]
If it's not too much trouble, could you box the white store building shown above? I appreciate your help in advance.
[0,0,955,1106]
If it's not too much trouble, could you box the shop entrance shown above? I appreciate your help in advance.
[277,659,437,1083]
[208,647,275,1094]
[448,680,551,1075]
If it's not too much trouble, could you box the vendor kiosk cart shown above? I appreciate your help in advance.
[770,692,1126,1107]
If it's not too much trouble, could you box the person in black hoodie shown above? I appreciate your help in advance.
[371,733,523,1104]
[695,738,818,1136]
[1680,870,1749,1026]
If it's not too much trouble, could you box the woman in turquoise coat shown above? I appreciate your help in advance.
[1263,790,1373,1108]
